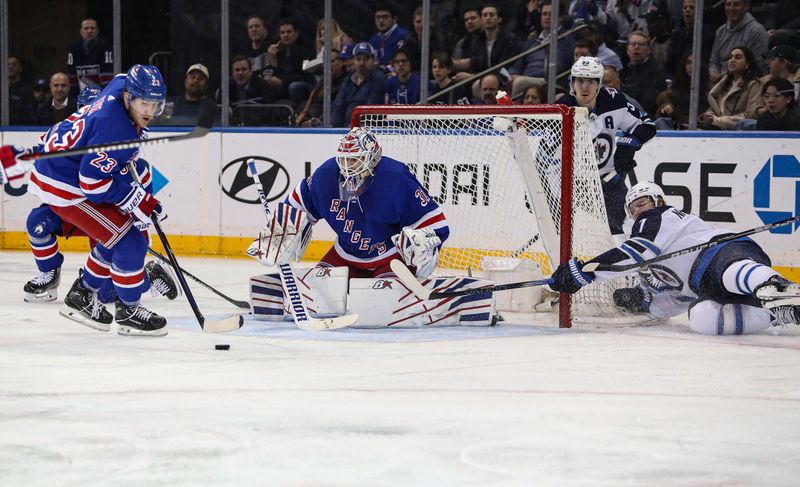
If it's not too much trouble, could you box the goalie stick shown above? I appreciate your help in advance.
[20,103,215,162]
[246,158,358,331]
[582,214,800,273]
[390,259,554,300]
[147,248,250,309]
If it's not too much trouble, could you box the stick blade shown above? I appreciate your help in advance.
[202,314,244,333]
[296,313,359,331]
[582,262,599,272]
[389,260,431,300]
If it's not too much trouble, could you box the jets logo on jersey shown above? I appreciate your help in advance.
[639,264,683,293]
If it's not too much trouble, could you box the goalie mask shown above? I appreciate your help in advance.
[625,181,666,219]
[569,56,604,98]
[336,127,382,200]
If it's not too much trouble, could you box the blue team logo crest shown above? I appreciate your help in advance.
[753,155,800,234]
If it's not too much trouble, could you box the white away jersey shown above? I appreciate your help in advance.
[590,205,727,300]
[558,87,655,175]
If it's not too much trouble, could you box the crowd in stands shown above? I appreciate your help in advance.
[5,1,800,131]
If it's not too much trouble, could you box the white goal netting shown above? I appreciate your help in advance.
[354,105,630,323]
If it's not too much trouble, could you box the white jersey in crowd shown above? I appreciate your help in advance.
[558,86,656,176]
[592,205,727,301]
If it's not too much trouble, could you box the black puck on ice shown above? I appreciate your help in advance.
[215,344,230,350]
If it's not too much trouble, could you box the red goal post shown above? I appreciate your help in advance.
[351,104,632,328]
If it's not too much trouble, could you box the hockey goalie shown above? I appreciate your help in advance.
[245,127,496,328]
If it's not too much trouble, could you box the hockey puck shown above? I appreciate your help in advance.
[215,344,230,350]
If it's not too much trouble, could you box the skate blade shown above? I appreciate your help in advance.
[117,325,168,337]
[59,308,111,332]
[203,315,244,333]
[24,290,58,303]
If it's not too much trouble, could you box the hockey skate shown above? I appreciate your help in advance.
[115,301,167,337]
[768,304,800,327]
[754,275,800,309]
[23,267,61,302]
[59,277,114,332]
[145,261,179,300]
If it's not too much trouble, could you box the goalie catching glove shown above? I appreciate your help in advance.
[0,145,33,185]
[391,227,442,278]
[118,182,163,231]
[247,203,313,266]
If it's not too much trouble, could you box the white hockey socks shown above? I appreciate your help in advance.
[688,300,771,335]
[721,260,779,296]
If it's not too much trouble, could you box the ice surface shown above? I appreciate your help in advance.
[1,250,800,486]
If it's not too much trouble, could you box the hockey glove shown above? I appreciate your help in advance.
[246,203,313,266]
[118,183,163,231]
[549,258,594,294]
[0,144,33,184]
[613,287,653,313]
[613,136,641,175]
[391,226,442,278]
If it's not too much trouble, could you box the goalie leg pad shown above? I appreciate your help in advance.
[250,273,286,320]
[688,300,771,335]
[250,266,349,320]
[348,276,496,328]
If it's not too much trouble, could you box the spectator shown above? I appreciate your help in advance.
[604,65,647,115]
[468,4,520,80]
[66,18,113,94]
[368,5,410,73]
[8,56,34,125]
[620,31,667,117]
[34,72,76,126]
[708,0,769,84]
[163,64,217,125]
[579,22,624,71]
[218,55,274,126]
[763,0,800,50]
[266,17,316,110]
[521,83,546,104]
[654,52,708,129]
[478,73,501,104]
[645,1,672,72]
[573,39,598,62]
[605,0,652,40]
[246,15,274,79]
[314,18,353,54]
[30,79,51,119]
[340,43,355,73]
[429,51,473,104]
[567,0,607,26]
[452,6,483,74]
[700,46,762,129]
[403,6,448,72]
[756,77,800,131]
[666,0,715,74]
[385,48,423,105]
[760,45,800,84]
[331,42,387,127]
[508,2,554,91]
[297,49,348,127]
[508,0,541,42]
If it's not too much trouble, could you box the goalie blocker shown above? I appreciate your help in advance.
[249,265,497,327]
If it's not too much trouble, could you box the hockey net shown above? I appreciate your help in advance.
[352,105,632,327]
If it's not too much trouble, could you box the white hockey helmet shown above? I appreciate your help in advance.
[335,127,382,198]
[569,56,604,96]
[625,181,666,218]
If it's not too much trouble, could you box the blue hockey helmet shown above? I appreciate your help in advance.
[77,85,103,108]
[125,64,167,116]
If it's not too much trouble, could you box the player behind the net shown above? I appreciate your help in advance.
[246,127,496,327]
[549,181,800,334]
[1,85,177,309]
[557,56,657,236]
[23,65,178,336]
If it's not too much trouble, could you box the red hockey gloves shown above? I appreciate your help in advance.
[118,183,162,230]
[549,258,595,294]
[613,136,641,174]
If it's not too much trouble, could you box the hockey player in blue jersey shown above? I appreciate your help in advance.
[558,57,656,235]
[26,65,174,336]
[549,181,800,335]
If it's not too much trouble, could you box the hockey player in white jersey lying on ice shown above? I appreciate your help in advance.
[246,127,496,327]
[549,181,800,335]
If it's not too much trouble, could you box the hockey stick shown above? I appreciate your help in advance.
[21,103,215,162]
[246,158,358,331]
[510,235,540,258]
[147,248,250,309]
[582,214,800,273]
[390,259,554,300]
[128,162,243,333]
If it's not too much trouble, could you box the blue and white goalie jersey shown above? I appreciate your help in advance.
[590,206,727,300]
[286,156,449,269]
[558,87,656,176]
